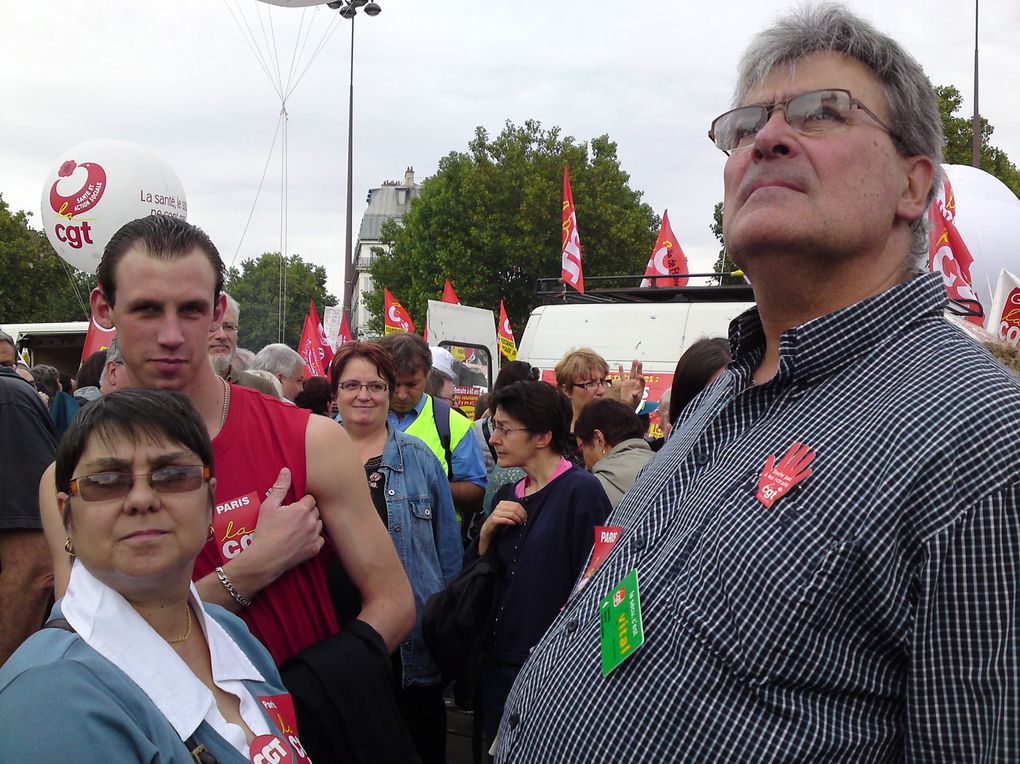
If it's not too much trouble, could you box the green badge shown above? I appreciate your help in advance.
[599,568,644,676]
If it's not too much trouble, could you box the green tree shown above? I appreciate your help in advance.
[709,201,742,286]
[0,195,96,322]
[365,120,658,333]
[225,252,336,352]
[936,85,1020,196]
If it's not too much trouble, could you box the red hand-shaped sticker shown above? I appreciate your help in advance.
[756,441,815,508]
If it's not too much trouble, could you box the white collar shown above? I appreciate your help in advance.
[62,562,268,744]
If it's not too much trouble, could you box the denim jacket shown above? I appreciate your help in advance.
[380,427,463,686]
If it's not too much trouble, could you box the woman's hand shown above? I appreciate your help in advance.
[478,500,528,555]
[618,359,646,409]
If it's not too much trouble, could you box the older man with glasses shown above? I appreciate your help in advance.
[494,5,1019,762]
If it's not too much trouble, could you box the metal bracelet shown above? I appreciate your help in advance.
[215,566,253,609]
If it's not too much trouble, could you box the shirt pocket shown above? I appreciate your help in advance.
[407,497,444,595]
[671,474,863,687]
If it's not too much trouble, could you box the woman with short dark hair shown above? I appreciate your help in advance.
[574,398,654,508]
[476,380,611,752]
[0,389,309,762]
[669,337,731,425]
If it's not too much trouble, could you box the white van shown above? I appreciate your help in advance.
[516,295,754,430]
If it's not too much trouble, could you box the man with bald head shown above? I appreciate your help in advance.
[495,6,1019,762]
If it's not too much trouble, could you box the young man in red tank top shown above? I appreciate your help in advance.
[39,216,414,662]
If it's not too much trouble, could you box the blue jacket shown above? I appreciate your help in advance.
[381,428,463,686]
[0,603,305,763]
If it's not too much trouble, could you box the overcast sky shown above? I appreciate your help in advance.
[3,0,1018,303]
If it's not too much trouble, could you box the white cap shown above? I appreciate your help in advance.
[430,346,456,381]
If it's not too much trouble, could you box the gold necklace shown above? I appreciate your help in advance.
[219,377,230,430]
[167,605,192,645]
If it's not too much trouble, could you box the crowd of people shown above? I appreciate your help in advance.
[0,4,1018,762]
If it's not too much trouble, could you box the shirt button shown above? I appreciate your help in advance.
[694,450,710,466]
[393,525,401,533]
[632,532,646,550]
[566,618,578,634]
[387,489,395,496]
[508,712,520,729]
[424,509,431,517]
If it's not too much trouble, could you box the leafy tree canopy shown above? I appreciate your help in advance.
[0,195,95,323]
[365,119,659,334]
[225,252,336,352]
[937,85,1020,197]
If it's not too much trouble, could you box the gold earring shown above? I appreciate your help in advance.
[64,538,75,556]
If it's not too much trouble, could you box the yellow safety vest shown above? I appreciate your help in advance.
[405,394,473,477]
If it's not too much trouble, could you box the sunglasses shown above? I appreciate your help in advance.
[708,88,896,155]
[69,465,211,502]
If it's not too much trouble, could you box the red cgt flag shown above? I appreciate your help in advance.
[442,278,461,305]
[640,210,689,288]
[336,311,353,346]
[384,289,416,335]
[298,299,333,378]
[81,314,118,363]
[928,178,982,326]
[561,166,584,293]
[497,300,517,361]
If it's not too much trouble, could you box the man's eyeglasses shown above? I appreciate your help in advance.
[572,377,613,392]
[337,381,389,394]
[708,88,897,155]
[490,422,530,437]
[69,465,212,502]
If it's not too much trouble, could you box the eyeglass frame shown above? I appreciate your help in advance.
[68,464,213,502]
[572,377,613,392]
[489,422,530,437]
[708,88,898,156]
[337,381,390,394]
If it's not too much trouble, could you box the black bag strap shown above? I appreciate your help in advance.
[43,618,221,764]
[431,396,454,480]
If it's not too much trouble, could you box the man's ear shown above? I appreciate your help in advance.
[896,154,935,223]
[211,292,228,328]
[89,287,115,330]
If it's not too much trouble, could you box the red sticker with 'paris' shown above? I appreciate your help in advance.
[756,441,815,508]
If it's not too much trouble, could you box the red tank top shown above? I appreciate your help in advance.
[194,385,339,664]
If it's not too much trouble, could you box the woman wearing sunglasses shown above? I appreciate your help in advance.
[476,380,612,753]
[328,341,462,764]
[0,389,309,762]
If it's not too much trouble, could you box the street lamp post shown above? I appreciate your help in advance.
[332,0,382,328]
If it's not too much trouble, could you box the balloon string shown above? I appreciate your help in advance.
[229,112,283,271]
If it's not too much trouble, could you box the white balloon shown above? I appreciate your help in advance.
[40,139,187,274]
[938,164,1020,315]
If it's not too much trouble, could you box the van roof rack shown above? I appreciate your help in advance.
[536,274,754,304]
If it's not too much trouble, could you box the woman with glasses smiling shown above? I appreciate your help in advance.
[0,389,309,762]
[328,341,461,764]
[474,379,611,753]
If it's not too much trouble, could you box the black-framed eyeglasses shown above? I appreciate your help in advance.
[572,377,613,392]
[69,465,212,502]
[708,88,897,155]
[337,381,389,394]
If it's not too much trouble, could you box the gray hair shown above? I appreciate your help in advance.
[734,3,943,268]
[252,343,304,377]
[99,338,123,388]
[223,291,240,319]
[233,347,255,373]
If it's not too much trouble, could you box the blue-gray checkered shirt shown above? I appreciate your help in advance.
[496,273,1019,763]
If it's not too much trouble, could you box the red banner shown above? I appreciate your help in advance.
[497,300,518,361]
[81,314,117,363]
[384,288,416,335]
[561,166,584,293]
[929,178,982,325]
[640,210,689,288]
[297,299,332,378]
[988,269,1020,348]
[336,311,353,346]
[442,278,460,305]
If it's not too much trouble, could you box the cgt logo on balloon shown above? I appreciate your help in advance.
[41,139,188,275]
